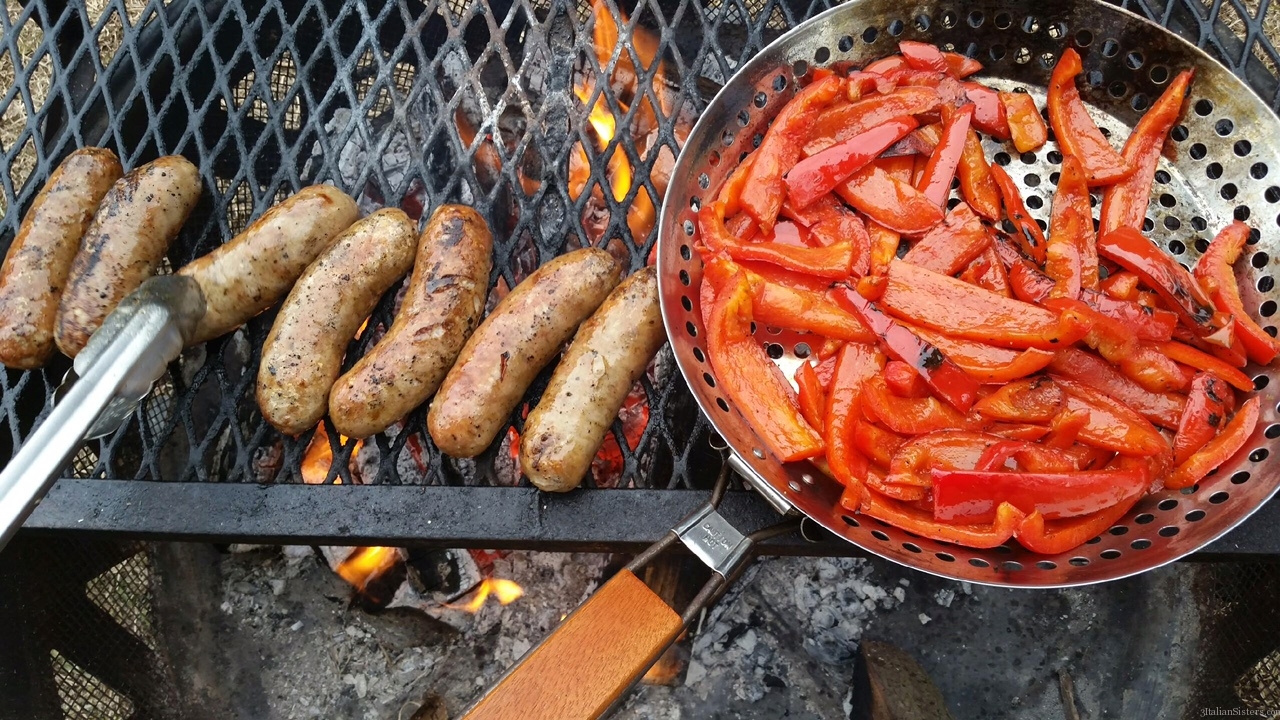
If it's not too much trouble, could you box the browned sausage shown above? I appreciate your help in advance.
[257,208,418,436]
[55,155,201,357]
[427,247,622,458]
[329,205,493,439]
[177,184,358,345]
[521,267,665,492]
[0,148,122,368]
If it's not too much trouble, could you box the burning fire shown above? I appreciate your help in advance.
[335,546,400,590]
[449,577,526,613]
[300,420,363,484]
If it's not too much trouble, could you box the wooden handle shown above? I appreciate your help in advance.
[463,568,684,720]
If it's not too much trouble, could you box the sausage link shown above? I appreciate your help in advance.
[0,148,122,368]
[257,208,417,436]
[329,205,493,439]
[178,184,358,345]
[521,267,665,492]
[428,247,622,458]
[55,155,201,356]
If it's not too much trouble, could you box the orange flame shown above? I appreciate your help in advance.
[301,421,363,485]
[335,546,400,590]
[449,577,525,613]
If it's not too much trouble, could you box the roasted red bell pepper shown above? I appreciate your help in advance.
[795,361,828,434]
[725,212,757,241]
[717,153,758,217]
[866,472,929,502]
[943,52,983,79]
[934,461,1147,524]
[818,337,845,360]
[804,86,941,156]
[862,221,901,296]
[989,423,1053,441]
[705,265,824,462]
[1044,407,1091,449]
[957,128,1001,220]
[962,82,1011,138]
[1051,376,1169,456]
[864,54,909,75]
[1174,372,1234,465]
[916,105,973,207]
[734,259,831,293]
[909,326,1055,383]
[887,431,1002,486]
[973,377,1064,423]
[860,491,1026,549]
[1100,270,1141,301]
[855,420,906,467]
[982,439,1081,473]
[959,247,1012,297]
[700,201,856,279]
[1098,227,1233,344]
[781,194,870,267]
[703,256,874,342]
[740,75,843,232]
[1168,396,1260,489]
[1048,298,1190,394]
[1047,49,1134,186]
[1050,154,1098,289]
[899,41,949,73]
[1100,70,1194,235]
[884,360,932,398]
[1000,91,1048,153]
[902,202,992,276]
[1194,221,1280,364]
[881,260,1093,349]
[825,343,885,493]
[861,375,976,435]
[838,165,945,236]
[1154,340,1254,392]
[786,116,918,209]
[833,286,981,412]
[1048,347,1185,429]
[1015,488,1145,554]
[990,164,1048,264]
[1045,223,1083,300]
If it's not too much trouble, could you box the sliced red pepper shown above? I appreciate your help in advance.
[863,221,901,293]
[1154,340,1254,392]
[1051,376,1169,456]
[1100,70,1194,235]
[724,212,757,241]
[818,337,844,360]
[961,82,1011,138]
[1044,407,1091,449]
[1050,154,1098,289]
[855,420,906,468]
[880,260,1092,349]
[814,353,838,387]
[703,256,874,342]
[838,165,944,236]
[825,343,885,492]
[740,75,843,232]
[786,116,918,209]
[1048,347,1185,429]
[864,55,909,75]
[943,52,983,79]
[804,87,941,156]
[699,201,855,279]
[760,220,811,248]
[1048,298,1190,394]
[1168,396,1260,489]
[833,287,980,412]
[860,492,1026,549]
[1100,270,1141,300]
[916,104,973,207]
[990,164,1048,263]
[884,360,931,398]
[781,194,870,266]
[1098,227,1232,344]
[1045,222,1083,300]
[1194,221,1280,364]
[957,128,1001,220]
[705,266,824,462]
[1046,48,1134,186]
[861,375,975,435]
[795,361,828,434]
[901,202,991,276]
[1015,488,1145,554]
[734,259,831,293]
[1000,91,1048,153]
[866,471,929,503]
[1174,372,1234,465]
[984,440,1081,473]
[934,462,1146,524]
[989,423,1053,441]
[717,153,758,217]
[973,377,1064,423]
[899,41,949,73]
[887,430,1002,487]
[909,326,1055,383]
[959,247,1012,297]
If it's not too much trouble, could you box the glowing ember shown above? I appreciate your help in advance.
[300,421,363,484]
[335,546,400,590]
[449,578,525,613]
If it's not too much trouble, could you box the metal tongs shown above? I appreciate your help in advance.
[0,276,205,550]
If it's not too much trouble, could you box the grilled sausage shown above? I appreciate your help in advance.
[178,184,358,345]
[329,205,493,439]
[55,155,201,357]
[257,208,417,436]
[0,148,122,368]
[428,247,622,458]
[521,267,665,492]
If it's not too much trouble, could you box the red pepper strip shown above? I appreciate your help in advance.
[761,221,811,248]
[1168,396,1260,489]
[1045,223,1083,300]
[957,128,1002,221]
[916,105,973,207]
[899,41,950,73]
[864,55,909,74]
[1000,91,1048,153]
[960,247,1012,297]
[804,87,941,156]
[703,257,874,342]
[724,212,757,242]
[909,326,1055,383]
[1048,347,1185,429]
[699,201,855,279]
[866,472,929,502]
[1050,376,1169,456]
[934,462,1147,524]
[1050,154,1098,290]
[960,82,1011,138]
[1097,227,1233,344]
[1154,340,1255,392]
[833,287,980,412]
[786,117,918,209]
[989,423,1052,441]
[884,360,932,398]
[861,375,976,435]
[734,260,830,293]
[825,343,885,492]
[1015,490,1144,554]
[1195,221,1280,364]
[781,193,846,228]
[1100,70,1194,235]
[1046,48,1134,186]
[795,362,828,435]
[943,52,983,79]
[814,353,838,387]
[861,492,1026,549]
[975,440,1078,473]
[862,221,901,294]
[717,152,758,217]
[838,165,945,236]
[880,260,1093,350]
[1044,298,1188,394]
[887,431,1002,487]
[740,75,843,233]
[844,72,882,101]
[1174,372,1234,465]
[855,420,907,467]
[990,164,1048,263]
[1100,270,1141,300]
[901,203,991,276]
[882,128,939,157]
[1045,407,1091,449]
[705,266,824,462]
[818,337,844,360]
[973,377,1064,423]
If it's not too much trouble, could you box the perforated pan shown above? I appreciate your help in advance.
[657,0,1280,587]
